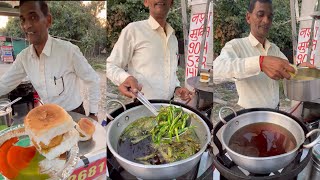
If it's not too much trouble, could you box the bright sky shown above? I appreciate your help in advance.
[98,4,106,19]
[82,1,106,19]
[0,16,9,28]
[0,1,106,28]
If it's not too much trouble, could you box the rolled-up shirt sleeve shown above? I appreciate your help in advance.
[72,46,100,113]
[212,41,261,81]
[106,26,134,86]
[0,55,27,96]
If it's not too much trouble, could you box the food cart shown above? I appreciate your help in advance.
[0,1,108,179]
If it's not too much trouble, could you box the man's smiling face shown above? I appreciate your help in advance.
[19,1,51,46]
[144,0,173,20]
[246,1,273,41]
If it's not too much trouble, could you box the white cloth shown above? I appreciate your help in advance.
[106,16,180,100]
[213,33,287,109]
[0,35,100,113]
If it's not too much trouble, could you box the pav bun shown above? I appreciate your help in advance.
[199,72,210,82]
[75,118,95,141]
[24,104,78,160]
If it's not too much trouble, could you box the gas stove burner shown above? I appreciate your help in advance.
[302,102,320,130]
[213,148,310,180]
[212,108,313,180]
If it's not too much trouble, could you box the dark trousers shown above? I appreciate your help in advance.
[71,103,86,115]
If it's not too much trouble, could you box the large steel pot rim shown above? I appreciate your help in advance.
[285,78,320,82]
[219,107,320,160]
[283,67,320,101]
[284,67,320,82]
[106,102,211,168]
[107,139,209,169]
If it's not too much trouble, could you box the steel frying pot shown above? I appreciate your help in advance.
[0,99,13,127]
[106,99,212,179]
[284,67,320,101]
[218,107,320,174]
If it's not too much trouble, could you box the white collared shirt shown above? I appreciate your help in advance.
[106,16,180,100]
[0,36,100,113]
[213,33,288,109]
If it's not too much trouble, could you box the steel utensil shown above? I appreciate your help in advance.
[0,97,22,111]
[106,101,211,179]
[219,107,320,174]
[135,91,158,116]
[0,99,13,127]
[284,68,320,101]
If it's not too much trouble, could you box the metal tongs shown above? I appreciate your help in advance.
[135,91,158,116]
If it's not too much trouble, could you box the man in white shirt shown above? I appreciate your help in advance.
[107,0,192,101]
[213,0,314,109]
[0,1,100,120]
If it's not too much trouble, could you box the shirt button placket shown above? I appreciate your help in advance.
[262,49,266,56]
[162,32,169,97]
[166,42,170,95]
[39,57,47,98]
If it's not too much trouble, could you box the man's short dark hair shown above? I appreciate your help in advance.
[19,1,49,16]
[248,0,272,13]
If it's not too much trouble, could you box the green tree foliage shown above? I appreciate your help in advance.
[107,0,183,53]
[214,0,292,54]
[3,1,106,57]
[4,17,22,37]
[268,0,292,50]
[214,0,249,54]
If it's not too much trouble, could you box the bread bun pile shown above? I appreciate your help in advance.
[24,104,79,160]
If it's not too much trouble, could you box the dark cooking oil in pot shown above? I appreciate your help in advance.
[228,122,297,157]
[118,137,163,165]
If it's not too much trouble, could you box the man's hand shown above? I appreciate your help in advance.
[261,56,296,80]
[118,76,142,98]
[175,87,193,101]
[88,114,98,121]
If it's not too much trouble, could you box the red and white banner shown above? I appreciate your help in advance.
[1,45,14,63]
[185,4,213,79]
[2,56,13,62]
[1,45,13,51]
[296,20,320,66]
[0,36,6,42]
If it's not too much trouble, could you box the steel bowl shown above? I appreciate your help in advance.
[219,107,320,174]
[284,68,320,101]
[106,101,211,179]
[0,99,13,127]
